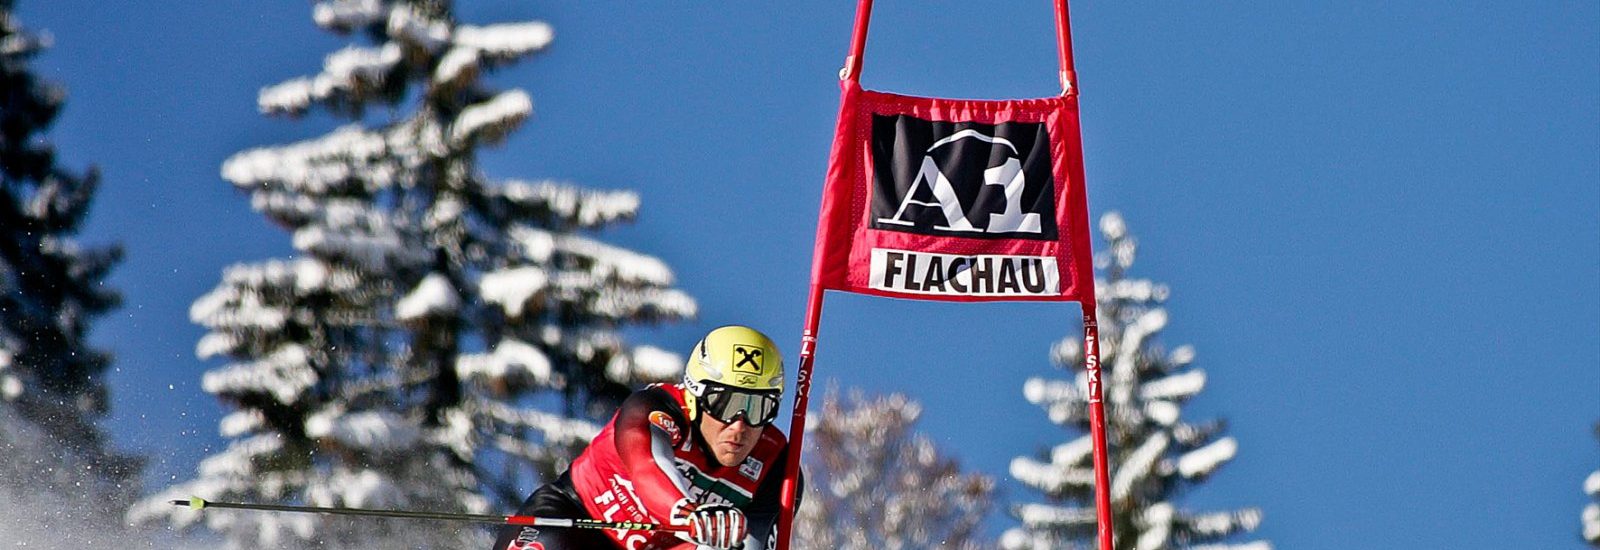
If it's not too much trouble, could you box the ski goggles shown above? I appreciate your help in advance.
[700,384,782,427]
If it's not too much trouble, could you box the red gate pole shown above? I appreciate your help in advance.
[775,4,872,549]
[1054,1,1113,548]
[1083,308,1114,549]
[775,284,825,550]
[1054,0,1079,95]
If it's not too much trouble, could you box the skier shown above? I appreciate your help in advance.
[491,325,799,550]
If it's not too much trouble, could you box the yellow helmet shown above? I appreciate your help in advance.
[683,326,784,424]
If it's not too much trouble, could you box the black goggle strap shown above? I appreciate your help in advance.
[702,387,780,426]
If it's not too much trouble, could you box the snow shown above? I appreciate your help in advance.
[479,266,548,317]
[199,434,285,478]
[1136,502,1174,550]
[1189,542,1274,550]
[307,469,401,509]
[433,46,479,86]
[195,332,239,359]
[1169,344,1196,366]
[560,234,676,284]
[1185,508,1263,537]
[480,401,602,446]
[396,273,460,321]
[1585,502,1600,543]
[222,125,391,193]
[453,22,554,58]
[219,410,265,437]
[293,225,417,272]
[590,287,698,320]
[201,344,316,403]
[501,180,641,228]
[450,89,533,146]
[312,0,386,31]
[509,225,556,262]
[190,286,289,332]
[1141,369,1207,401]
[1099,211,1127,240]
[1024,377,1078,405]
[387,6,451,51]
[1051,435,1094,465]
[1178,436,1239,479]
[1012,503,1096,528]
[1145,399,1181,426]
[0,348,18,399]
[305,410,422,451]
[258,43,402,114]
[1112,432,1170,501]
[605,344,682,383]
[456,338,553,385]
[1009,457,1092,493]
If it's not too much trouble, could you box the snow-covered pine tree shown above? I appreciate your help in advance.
[1584,422,1599,547]
[1000,212,1268,550]
[128,2,695,547]
[794,385,995,550]
[0,0,140,530]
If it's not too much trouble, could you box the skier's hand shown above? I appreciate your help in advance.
[670,500,747,549]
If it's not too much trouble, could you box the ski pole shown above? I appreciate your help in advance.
[170,497,691,533]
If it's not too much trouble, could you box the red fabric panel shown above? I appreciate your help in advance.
[810,82,1095,303]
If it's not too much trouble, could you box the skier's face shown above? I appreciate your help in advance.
[699,412,761,467]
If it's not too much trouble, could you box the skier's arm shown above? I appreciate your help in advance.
[613,388,695,522]
[742,446,803,550]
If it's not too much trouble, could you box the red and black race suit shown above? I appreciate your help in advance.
[493,383,796,550]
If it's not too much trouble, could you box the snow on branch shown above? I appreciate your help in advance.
[1188,542,1274,550]
[588,286,699,321]
[1010,456,1093,494]
[190,286,289,333]
[222,125,393,194]
[1181,507,1264,541]
[479,401,600,447]
[1178,436,1238,479]
[202,344,317,403]
[456,338,554,387]
[501,180,641,228]
[306,469,402,510]
[386,5,450,52]
[1012,503,1097,529]
[198,434,286,479]
[479,266,548,318]
[219,410,266,438]
[450,90,532,147]
[1584,502,1599,544]
[433,46,480,88]
[1112,432,1170,502]
[605,345,682,385]
[258,43,403,115]
[554,233,676,286]
[396,273,460,321]
[1141,369,1207,401]
[1136,502,1175,550]
[453,22,553,60]
[305,409,422,452]
[312,0,387,32]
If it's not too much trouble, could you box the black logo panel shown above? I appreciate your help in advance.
[869,114,1057,241]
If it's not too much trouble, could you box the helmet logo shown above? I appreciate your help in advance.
[732,345,764,374]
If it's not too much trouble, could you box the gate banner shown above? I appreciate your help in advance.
[810,83,1095,302]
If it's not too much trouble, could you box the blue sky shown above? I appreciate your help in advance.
[21,1,1599,548]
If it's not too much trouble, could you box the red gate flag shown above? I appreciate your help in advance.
[809,82,1096,303]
